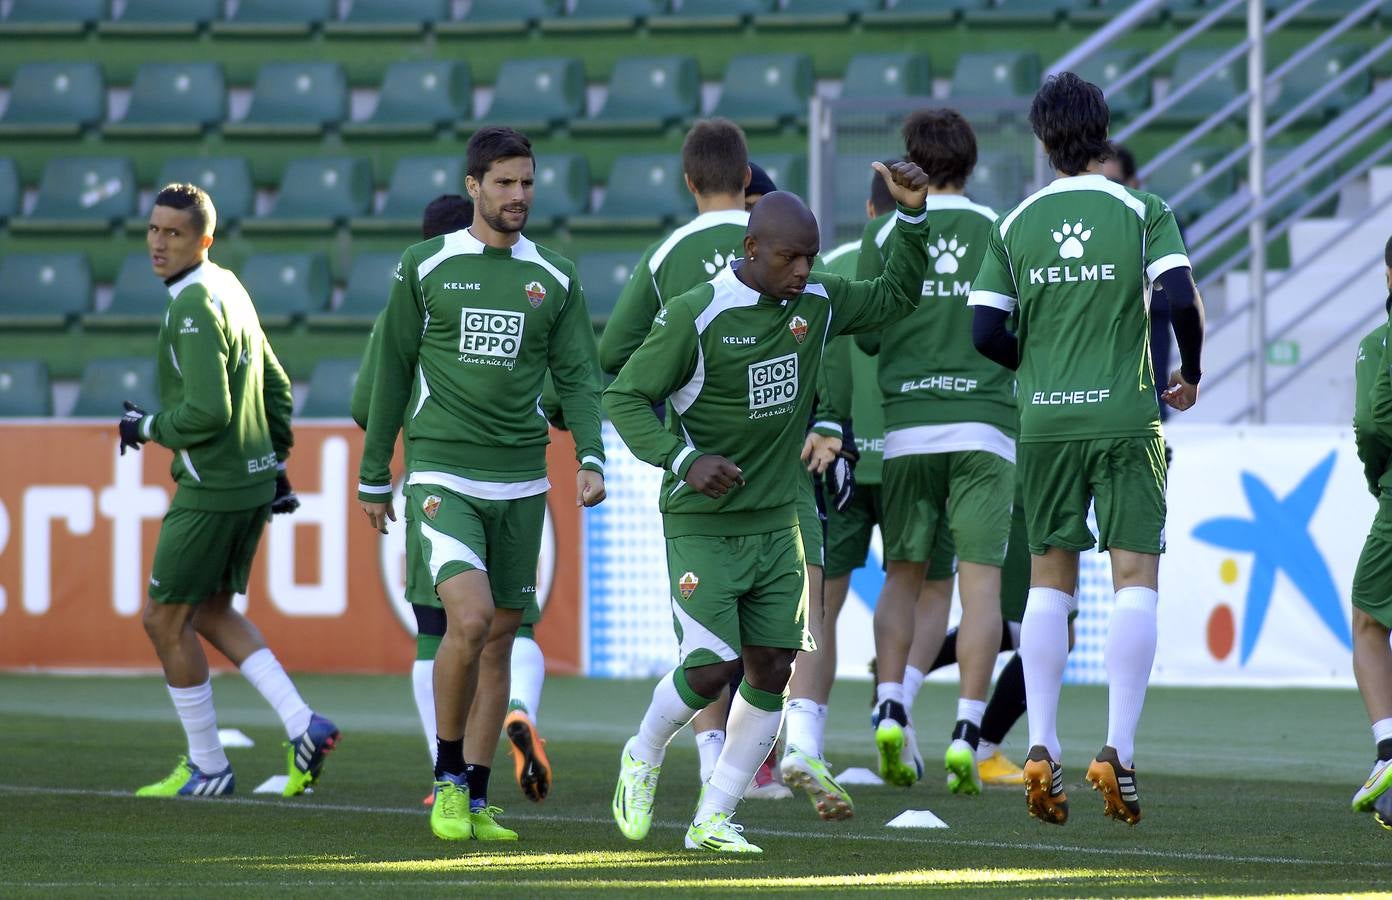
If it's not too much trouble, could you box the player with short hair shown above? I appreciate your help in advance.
[969,73,1205,825]
[357,127,606,843]
[1351,233,1392,820]
[125,183,338,799]
[606,164,931,854]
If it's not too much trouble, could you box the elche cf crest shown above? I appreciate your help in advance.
[422,495,442,519]
[789,315,808,343]
[678,571,699,599]
[524,280,547,308]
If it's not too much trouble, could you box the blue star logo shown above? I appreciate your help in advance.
[1192,451,1350,664]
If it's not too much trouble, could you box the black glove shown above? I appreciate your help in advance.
[823,420,860,513]
[271,464,300,515]
[118,400,148,456]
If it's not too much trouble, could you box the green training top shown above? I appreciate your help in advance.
[357,230,605,502]
[1355,318,1391,495]
[137,260,294,511]
[599,208,749,374]
[603,203,929,538]
[350,311,382,430]
[813,239,885,485]
[968,173,1189,444]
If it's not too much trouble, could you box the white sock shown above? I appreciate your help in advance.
[875,681,905,708]
[785,697,821,758]
[956,697,987,728]
[239,648,312,738]
[976,739,999,762]
[813,704,828,759]
[1105,587,1160,769]
[509,635,546,722]
[1373,718,1392,749]
[903,665,926,713]
[633,669,704,767]
[696,690,784,820]
[167,681,229,774]
[1020,587,1075,762]
[696,729,726,782]
[411,659,436,765]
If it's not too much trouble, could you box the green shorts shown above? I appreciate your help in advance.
[666,525,813,669]
[882,450,1014,567]
[518,595,541,639]
[798,473,824,568]
[149,503,270,604]
[1352,493,1392,629]
[1018,436,1167,555]
[825,483,955,581]
[999,483,1030,623]
[406,483,545,611]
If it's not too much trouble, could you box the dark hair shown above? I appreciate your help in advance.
[902,108,976,190]
[1109,141,1137,183]
[1030,72,1112,176]
[1385,232,1392,268]
[466,126,534,181]
[154,182,216,236]
[746,161,777,198]
[868,160,898,215]
[421,194,473,240]
[681,118,749,196]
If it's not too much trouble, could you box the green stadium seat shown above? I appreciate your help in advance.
[15,158,136,232]
[967,148,1028,215]
[0,62,105,136]
[1267,0,1390,23]
[441,0,558,33]
[224,62,348,136]
[0,159,18,224]
[1157,49,1244,125]
[757,0,875,28]
[71,357,159,418]
[1165,0,1242,25]
[1145,147,1233,223]
[577,251,643,323]
[1271,44,1371,124]
[530,154,592,228]
[237,253,332,327]
[356,156,466,231]
[330,0,451,34]
[1266,146,1338,222]
[1075,50,1149,118]
[572,154,693,231]
[298,358,364,418]
[104,63,226,137]
[344,61,471,136]
[864,0,985,25]
[0,253,92,329]
[0,0,106,34]
[1070,0,1166,26]
[320,252,400,326]
[475,58,585,132]
[0,360,52,417]
[98,0,220,34]
[153,158,255,227]
[830,152,885,236]
[841,52,933,100]
[249,157,373,230]
[755,153,809,199]
[711,54,814,130]
[949,51,1042,100]
[574,56,700,133]
[542,0,663,32]
[85,253,167,331]
[650,0,772,30]
[966,0,1088,25]
[213,0,334,34]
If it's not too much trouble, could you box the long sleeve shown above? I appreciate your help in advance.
[827,204,929,338]
[350,312,383,431]
[261,337,294,461]
[813,335,853,438]
[548,277,606,472]
[147,287,233,450]
[598,243,660,375]
[357,250,423,499]
[1356,324,1391,495]
[1373,317,1392,443]
[603,303,702,479]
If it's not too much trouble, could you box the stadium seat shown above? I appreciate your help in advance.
[711,54,814,130]
[360,156,467,229]
[950,51,1041,100]
[214,0,334,34]
[0,159,19,224]
[1266,146,1338,222]
[966,0,1088,25]
[542,0,663,32]
[104,63,226,137]
[1070,0,1166,26]
[249,157,373,230]
[0,360,52,417]
[864,0,985,25]
[1145,147,1234,223]
[649,0,773,29]
[442,0,558,33]
[298,358,364,418]
[841,52,933,100]
[153,158,255,227]
[756,153,809,199]
[970,149,1030,215]
[530,154,592,228]
[329,0,451,34]
[224,62,348,136]
[236,253,332,327]
[1271,44,1370,124]
[0,253,91,329]
[98,0,220,33]
[344,61,471,136]
[1157,49,1244,125]
[1267,0,1389,23]
[15,158,136,231]
[757,0,876,28]
[71,358,159,418]
[1165,0,1243,24]
[1075,50,1149,119]
[320,253,401,326]
[577,251,643,324]
[85,253,168,331]
[573,154,694,231]
[0,62,105,136]
[0,0,106,34]
[574,56,700,133]
[475,58,585,132]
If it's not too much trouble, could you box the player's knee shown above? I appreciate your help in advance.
[141,601,179,643]
[743,648,797,693]
[444,609,492,649]
[1354,607,1389,641]
[684,660,740,698]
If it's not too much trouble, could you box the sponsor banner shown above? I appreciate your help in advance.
[0,423,583,674]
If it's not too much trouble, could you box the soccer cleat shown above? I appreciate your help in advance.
[1023,745,1069,825]
[875,702,917,787]
[744,757,793,800]
[779,746,854,820]
[470,805,519,841]
[283,713,340,797]
[505,709,552,803]
[978,750,1026,786]
[945,739,982,796]
[429,774,472,841]
[135,756,234,798]
[1351,758,1392,812]
[1375,790,1392,830]
[612,736,661,841]
[905,724,925,782]
[1085,745,1142,825]
[684,812,762,853]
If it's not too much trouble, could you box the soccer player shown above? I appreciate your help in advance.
[357,127,607,842]
[1351,234,1392,818]
[860,109,1014,795]
[124,183,338,799]
[969,73,1205,826]
[606,162,931,853]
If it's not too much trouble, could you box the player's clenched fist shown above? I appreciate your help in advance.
[577,469,607,508]
[684,455,745,499]
[872,159,930,210]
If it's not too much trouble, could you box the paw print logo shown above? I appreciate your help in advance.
[1052,221,1092,260]
[927,236,967,275]
[702,249,737,276]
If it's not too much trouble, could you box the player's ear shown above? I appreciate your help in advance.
[743,165,752,190]
[199,233,214,251]
[743,233,757,261]
[865,200,875,221]
[684,172,698,198]
[465,174,479,201]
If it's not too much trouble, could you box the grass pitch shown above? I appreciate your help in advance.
[2,672,1389,897]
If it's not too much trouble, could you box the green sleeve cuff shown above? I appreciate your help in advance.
[668,447,701,480]
[579,454,605,474]
[811,420,843,439]
[357,482,393,504]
